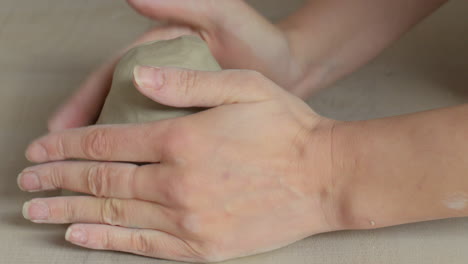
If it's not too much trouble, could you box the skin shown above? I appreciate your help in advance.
[21,67,336,261]
[47,0,303,131]
[47,0,447,130]
[278,0,448,97]
[333,104,468,229]
[17,0,466,262]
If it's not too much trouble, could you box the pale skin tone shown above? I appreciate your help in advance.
[16,0,466,262]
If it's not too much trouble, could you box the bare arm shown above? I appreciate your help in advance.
[328,104,468,229]
[279,0,448,97]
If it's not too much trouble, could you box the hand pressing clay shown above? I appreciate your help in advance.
[63,36,221,196]
[97,35,221,125]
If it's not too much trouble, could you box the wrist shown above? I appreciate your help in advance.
[301,118,366,233]
[277,23,334,99]
[326,119,412,231]
[327,121,368,230]
[325,108,468,231]
[296,117,354,233]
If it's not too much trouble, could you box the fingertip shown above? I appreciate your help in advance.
[65,224,88,245]
[17,171,41,192]
[65,226,73,241]
[133,65,165,93]
[22,201,31,220]
[25,142,48,163]
[17,172,25,191]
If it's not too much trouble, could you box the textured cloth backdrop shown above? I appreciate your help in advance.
[1,0,467,263]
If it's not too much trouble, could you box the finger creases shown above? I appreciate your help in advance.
[65,224,209,262]
[18,161,174,204]
[25,122,171,163]
[23,196,176,232]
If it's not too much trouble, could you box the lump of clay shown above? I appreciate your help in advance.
[96,35,221,125]
[62,36,220,196]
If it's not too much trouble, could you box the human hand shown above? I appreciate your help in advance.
[48,0,306,131]
[20,67,341,262]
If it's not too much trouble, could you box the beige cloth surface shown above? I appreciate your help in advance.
[0,0,467,263]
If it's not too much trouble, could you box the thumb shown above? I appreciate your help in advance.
[127,0,215,29]
[133,66,280,108]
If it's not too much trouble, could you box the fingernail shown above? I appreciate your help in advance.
[22,200,49,221]
[18,171,41,191]
[26,143,48,162]
[65,227,88,244]
[134,65,164,90]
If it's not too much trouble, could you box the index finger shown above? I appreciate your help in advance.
[26,122,171,163]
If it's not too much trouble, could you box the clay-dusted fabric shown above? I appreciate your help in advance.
[3,1,468,263]
[96,35,221,125]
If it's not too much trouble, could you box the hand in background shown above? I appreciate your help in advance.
[48,0,305,131]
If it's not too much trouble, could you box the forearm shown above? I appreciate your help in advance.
[332,104,468,229]
[278,0,447,97]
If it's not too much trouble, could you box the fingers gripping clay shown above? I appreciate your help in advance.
[63,36,221,196]
[96,35,221,125]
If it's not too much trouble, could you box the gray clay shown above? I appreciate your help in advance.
[97,35,221,125]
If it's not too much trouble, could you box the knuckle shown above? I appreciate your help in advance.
[242,70,276,97]
[174,240,224,263]
[101,229,115,250]
[177,70,198,97]
[55,135,67,158]
[178,213,203,236]
[245,69,265,80]
[126,165,139,198]
[64,200,77,222]
[100,198,122,225]
[249,74,268,88]
[41,134,66,159]
[131,231,154,254]
[86,163,109,197]
[234,69,266,86]
[174,215,227,261]
[195,242,225,263]
[48,165,63,189]
[82,128,112,159]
